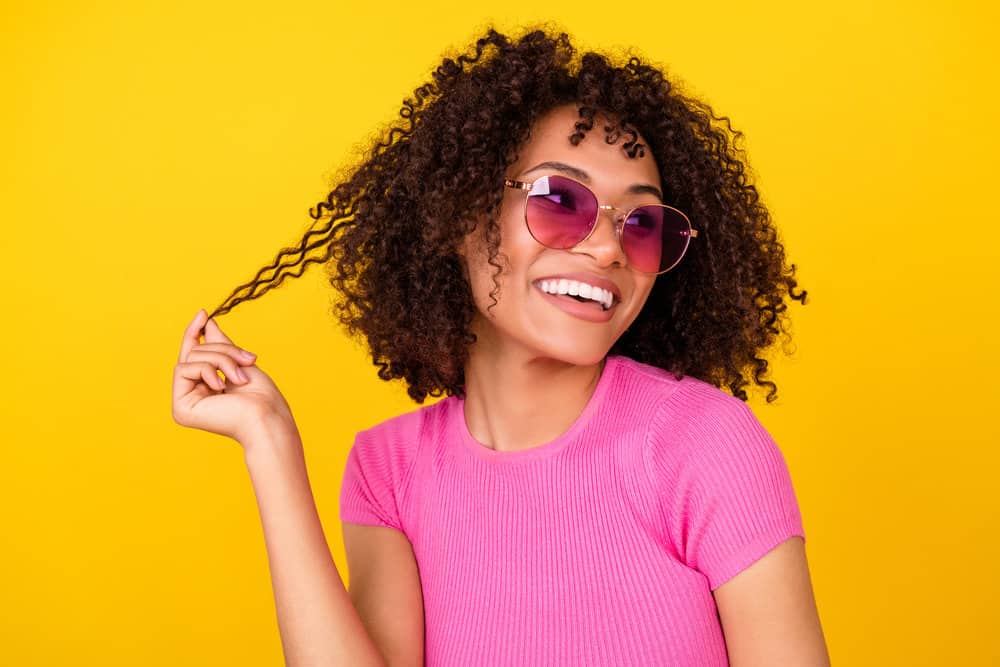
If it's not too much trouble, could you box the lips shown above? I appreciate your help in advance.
[534,283,616,323]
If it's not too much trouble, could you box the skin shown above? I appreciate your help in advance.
[457,102,831,665]
[174,103,829,665]
[713,536,831,666]
[174,314,391,666]
[457,102,660,453]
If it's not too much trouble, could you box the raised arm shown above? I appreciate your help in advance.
[171,309,387,666]
[243,417,387,667]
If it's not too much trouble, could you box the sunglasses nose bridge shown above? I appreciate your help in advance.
[583,203,628,261]
[597,204,627,231]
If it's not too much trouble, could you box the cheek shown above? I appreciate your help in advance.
[636,276,656,300]
[460,234,504,312]
[459,210,542,311]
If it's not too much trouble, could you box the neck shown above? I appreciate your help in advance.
[460,320,606,453]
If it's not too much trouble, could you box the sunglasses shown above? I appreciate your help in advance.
[503,174,698,275]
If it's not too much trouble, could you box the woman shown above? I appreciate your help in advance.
[171,26,829,666]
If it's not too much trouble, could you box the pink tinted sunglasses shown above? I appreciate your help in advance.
[503,173,698,274]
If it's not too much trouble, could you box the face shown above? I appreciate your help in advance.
[458,103,663,366]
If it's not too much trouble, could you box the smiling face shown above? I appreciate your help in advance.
[458,103,663,367]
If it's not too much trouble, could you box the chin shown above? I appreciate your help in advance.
[533,342,612,368]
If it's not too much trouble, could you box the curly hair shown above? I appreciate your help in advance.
[206,24,808,404]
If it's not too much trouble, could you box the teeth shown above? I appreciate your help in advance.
[538,279,614,310]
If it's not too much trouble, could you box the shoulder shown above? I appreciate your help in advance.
[640,370,799,529]
[341,398,452,532]
[607,354,688,411]
[349,398,449,488]
[609,355,761,445]
[355,397,444,445]
[639,367,780,470]
[635,372,806,588]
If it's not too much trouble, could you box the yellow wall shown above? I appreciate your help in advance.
[2,1,996,664]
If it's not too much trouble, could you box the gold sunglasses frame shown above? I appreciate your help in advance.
[503,174,699,275]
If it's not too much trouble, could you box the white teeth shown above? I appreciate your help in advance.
[538,279,615,310]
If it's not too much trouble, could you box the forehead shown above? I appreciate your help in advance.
[513,104,661,186]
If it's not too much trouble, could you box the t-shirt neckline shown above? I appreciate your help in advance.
[451,355,621,465]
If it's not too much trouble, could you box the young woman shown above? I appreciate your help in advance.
[171,27,829,666]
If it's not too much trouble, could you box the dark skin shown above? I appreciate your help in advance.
[457,103,660,453]
[172,102,829,667]
[202,28,810,406]
[456,103,830,665]
[175,30,823,664]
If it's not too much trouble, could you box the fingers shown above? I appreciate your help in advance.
[179,309,208,364]
[194,342,258,365]
[186,348,253,385]
[174,359,230,392]
[175,310,257,407]
[204,317,235,345]
[198,317,257,367]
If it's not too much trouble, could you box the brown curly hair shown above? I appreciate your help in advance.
[205,24,808,404]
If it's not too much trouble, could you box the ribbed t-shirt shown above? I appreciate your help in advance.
[339,354,806,666]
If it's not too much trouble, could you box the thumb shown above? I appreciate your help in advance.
[203,317,235,345]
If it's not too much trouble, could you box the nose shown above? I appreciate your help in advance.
[571,207,627,268]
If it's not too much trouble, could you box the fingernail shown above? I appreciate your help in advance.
[236,368,249,382]
[240,350,257,359]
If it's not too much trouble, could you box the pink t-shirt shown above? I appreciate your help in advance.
[339,354,806,666]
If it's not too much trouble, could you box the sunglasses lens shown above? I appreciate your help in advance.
[522,175,693,273]
[623,205,693,273]
[524,175,597,248]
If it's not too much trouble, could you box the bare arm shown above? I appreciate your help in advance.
[342,523,425,667]
[242,414,386,667]
[712,536,830,667]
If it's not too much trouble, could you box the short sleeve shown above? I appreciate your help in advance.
[339,428,408,531]
[648,387,806,591]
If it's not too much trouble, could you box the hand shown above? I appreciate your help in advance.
[172,309,295,445]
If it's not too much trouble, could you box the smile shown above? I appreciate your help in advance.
[533,280,619,323]
[538,279,615,309]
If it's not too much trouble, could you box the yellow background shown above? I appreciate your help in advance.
[2,1,996,664]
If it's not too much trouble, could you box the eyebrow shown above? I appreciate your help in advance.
[520,160,664,200]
